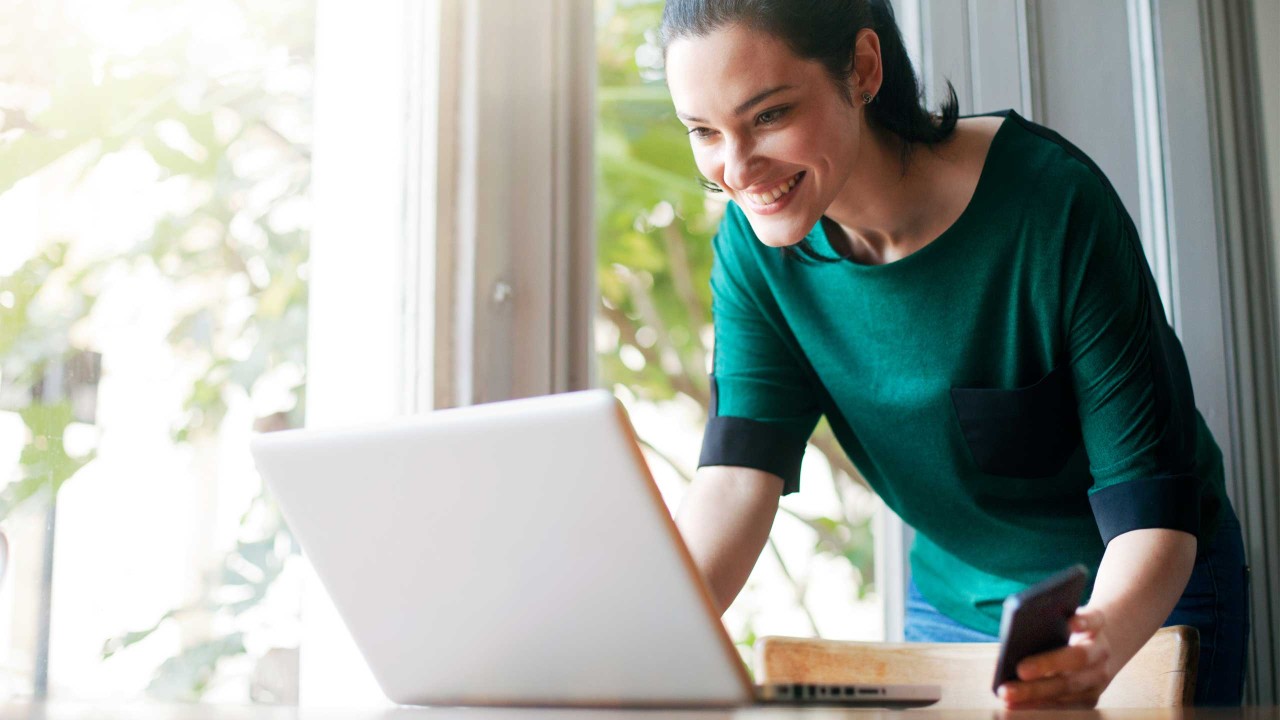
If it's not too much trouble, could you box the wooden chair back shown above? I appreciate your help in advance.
[754,625,1199,708]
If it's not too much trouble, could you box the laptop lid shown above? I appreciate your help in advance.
[250,389,754,707]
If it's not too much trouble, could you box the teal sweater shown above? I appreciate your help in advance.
[698,109,1228,635]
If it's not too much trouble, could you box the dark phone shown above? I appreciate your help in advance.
[991,564,1088,695]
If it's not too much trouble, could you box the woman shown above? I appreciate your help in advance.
[661,0,1249,708]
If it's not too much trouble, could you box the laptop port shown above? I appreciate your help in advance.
[858,687,880,695]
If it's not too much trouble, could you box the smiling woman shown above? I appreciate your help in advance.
[662,0,958,255]
[660,0,1248,709]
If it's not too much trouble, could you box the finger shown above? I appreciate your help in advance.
[998,661,1111,702]
[1004,691,1101,711]
[1070,606,1106,635]
[1017,641,1106,680]
[1060,664,1111,696]
[999,676,1069,704]
[1002,663,1110,705]
[1044,684,1105,709]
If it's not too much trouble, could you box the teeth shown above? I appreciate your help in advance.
[747,173,801,205]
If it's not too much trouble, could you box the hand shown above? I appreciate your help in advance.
[996,606,1115,708]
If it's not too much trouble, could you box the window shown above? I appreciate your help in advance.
[0,0,312,702]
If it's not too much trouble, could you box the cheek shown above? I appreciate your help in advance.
[691,146,723,181]
[759,117,843,174]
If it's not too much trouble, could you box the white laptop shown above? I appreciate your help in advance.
[249,389,940,709]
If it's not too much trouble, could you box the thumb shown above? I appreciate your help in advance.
[1069,606,1105,635]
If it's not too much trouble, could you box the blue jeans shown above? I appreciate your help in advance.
[904,507,1250,705]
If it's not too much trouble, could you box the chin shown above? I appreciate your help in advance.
[744,218,811,249]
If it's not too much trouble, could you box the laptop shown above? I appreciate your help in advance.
[249,389,940,708]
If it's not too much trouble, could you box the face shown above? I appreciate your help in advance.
[666,24,868,247]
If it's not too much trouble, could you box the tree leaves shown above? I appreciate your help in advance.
[1,0,313,700]
[144,633,247,702]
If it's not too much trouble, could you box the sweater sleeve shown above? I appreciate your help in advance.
[698,204,822,495]
[1062,172,1202,545]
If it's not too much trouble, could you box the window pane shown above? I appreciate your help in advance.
[0,0,313,702]
[593,0,884,663]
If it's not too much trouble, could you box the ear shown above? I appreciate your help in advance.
[850,28,884,100]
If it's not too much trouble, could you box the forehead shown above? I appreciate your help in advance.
[665,24,822,118]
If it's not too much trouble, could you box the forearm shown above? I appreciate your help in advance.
[1087,528,1197,673]
[675,466,782,614]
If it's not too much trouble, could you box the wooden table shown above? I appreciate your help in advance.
[5,704,1280,720]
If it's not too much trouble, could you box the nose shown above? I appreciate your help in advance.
[721,136,761,192]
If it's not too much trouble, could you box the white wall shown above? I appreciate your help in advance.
[1253,0,1280,327]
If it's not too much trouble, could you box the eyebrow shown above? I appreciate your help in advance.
[676,84,796,124]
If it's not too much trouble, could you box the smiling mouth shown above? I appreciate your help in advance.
[744,172,805,206]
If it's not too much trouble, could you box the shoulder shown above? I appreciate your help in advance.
[709,201,823,317]
[714,200,761,253]
[977,112,1131,252]
[997,112,1121,213]
[949,115,1005,163]
[709,200,771,299]
[712,200,779,275]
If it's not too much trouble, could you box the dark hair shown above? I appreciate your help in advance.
[660,0,959,263]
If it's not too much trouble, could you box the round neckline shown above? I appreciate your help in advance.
[813,110,1016,273]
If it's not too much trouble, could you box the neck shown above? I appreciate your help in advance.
[824,121,940,263]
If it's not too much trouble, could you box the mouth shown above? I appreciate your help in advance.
[741,171,805,215]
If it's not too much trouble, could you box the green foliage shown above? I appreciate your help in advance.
[808,516,877,599]
[0,402,96,519]
[0,0,313,700]
[733,622,759,680]
[100,494,294,701]
[0,241,103,518]
[145,633,247,701]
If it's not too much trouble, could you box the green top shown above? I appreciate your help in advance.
[697,109,1228,635]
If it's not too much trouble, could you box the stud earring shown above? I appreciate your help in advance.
[861,91,874,105]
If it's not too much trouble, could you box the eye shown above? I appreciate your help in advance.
[756,106,790,125]
[687,126,718,140]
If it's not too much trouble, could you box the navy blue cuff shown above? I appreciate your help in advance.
[1089,474,1201,544]
[699,415,807,495]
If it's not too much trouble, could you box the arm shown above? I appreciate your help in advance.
[998,528,1197,707]
[997,173,1206,708]
[685,210,821,613]
[1085,528,1197,676]
[676,465,784,615]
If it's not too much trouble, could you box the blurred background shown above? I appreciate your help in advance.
[0,0,311,703]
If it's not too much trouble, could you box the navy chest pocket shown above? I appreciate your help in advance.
[950,363,1083,478]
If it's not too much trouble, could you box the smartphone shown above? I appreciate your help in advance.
[992,564,1089,695]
